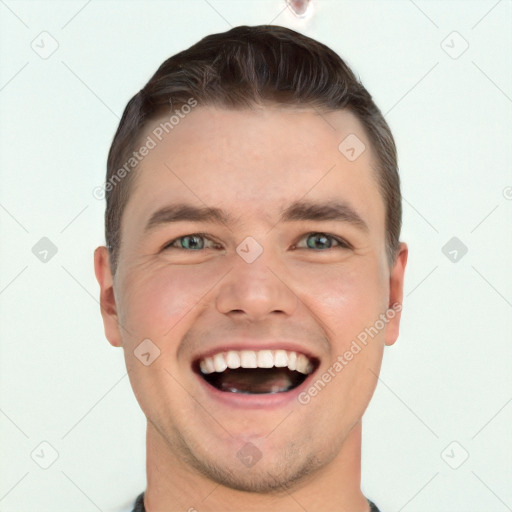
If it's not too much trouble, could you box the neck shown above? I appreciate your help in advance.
[144,420,370,512]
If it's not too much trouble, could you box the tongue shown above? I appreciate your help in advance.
[209,368,303,394]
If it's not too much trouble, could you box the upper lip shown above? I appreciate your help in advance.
[191,340,321,365]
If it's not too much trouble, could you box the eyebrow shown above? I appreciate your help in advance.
[144,204,233,232]
[144,200,369,234]
[280,200,369,232]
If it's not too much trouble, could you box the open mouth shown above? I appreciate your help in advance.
[193,349,319,394]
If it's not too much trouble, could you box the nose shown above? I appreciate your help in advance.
[215,250,298,322]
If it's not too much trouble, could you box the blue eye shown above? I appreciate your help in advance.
[178,235,204,250]
[163,232,350,252]
[164,233,215,250]
[299,233,350,250]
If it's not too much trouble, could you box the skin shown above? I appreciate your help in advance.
[94,105,408,512]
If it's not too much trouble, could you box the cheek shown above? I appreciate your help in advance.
[296,261,386,424]
[294,258,386,334]
[118,263,221,344]
[118,264,221,418]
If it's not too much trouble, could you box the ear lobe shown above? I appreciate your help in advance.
[385,242,408,347]
[94,246,123,347]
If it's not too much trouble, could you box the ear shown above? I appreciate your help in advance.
[94,246,123,347]
[385,242,408,346]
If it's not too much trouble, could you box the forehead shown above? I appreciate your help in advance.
[123,106,385,236]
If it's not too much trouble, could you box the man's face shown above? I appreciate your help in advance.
[96,105,407,491]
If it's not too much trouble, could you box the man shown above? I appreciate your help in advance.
[94,25,408,512]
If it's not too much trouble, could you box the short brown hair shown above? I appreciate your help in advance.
[105,25,401,276]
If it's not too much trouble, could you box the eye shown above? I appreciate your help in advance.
[294,232,351,250]
[163,233,221,251]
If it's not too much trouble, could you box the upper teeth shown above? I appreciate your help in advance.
[199,350,314,375]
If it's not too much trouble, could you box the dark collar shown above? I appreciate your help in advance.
[132,492,381,511]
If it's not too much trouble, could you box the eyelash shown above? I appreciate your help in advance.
[162,232,351,251]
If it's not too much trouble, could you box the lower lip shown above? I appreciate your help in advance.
[194,368,319,410]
